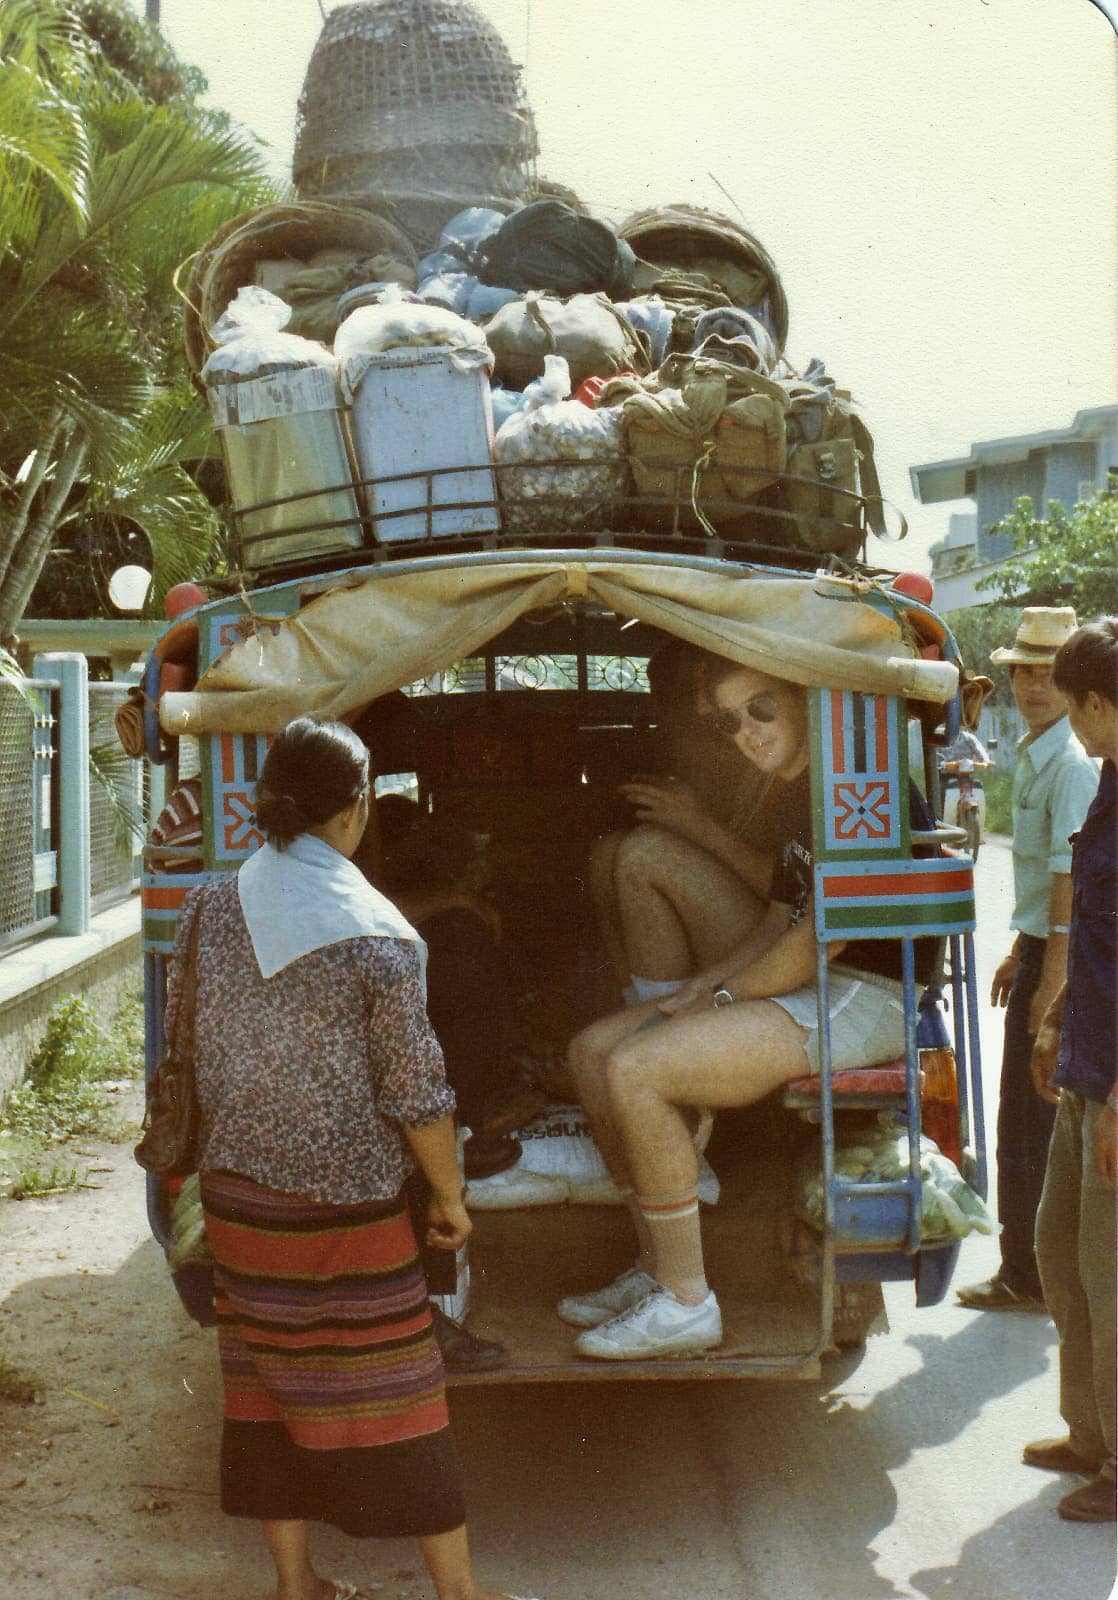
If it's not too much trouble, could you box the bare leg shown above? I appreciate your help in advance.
[612,825,762,981]
[587,830,630,989]
[262,1520,333,1600]
[417,1522,519,1600]
[604,1000,810,1299]
[568,998,666,1185]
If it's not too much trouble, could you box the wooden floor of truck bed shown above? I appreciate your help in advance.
[448,1143,827,1385]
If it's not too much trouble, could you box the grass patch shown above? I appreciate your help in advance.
[0,988,144,1199]
[982,768,1013,836]
[9,1161,85,1200]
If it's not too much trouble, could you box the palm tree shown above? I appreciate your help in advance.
[0,0,275,640]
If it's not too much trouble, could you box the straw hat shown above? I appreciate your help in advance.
[990,606,1079,666]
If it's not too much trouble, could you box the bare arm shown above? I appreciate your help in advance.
[403,1115,471,1251]
[1030,982,1065,1104]
[620,778,773,898]
[1028,873,1072,1036]
[659,899,839,1015]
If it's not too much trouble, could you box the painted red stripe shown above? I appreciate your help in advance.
[830,689,846,773]
[824,869,972,898]
[874,697,890,771]
[141,886,189,910]
[221,734,234,783]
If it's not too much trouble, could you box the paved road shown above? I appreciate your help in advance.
[429,836,1115,1600]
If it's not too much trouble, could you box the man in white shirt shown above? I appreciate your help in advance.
[958,608,1099,1311]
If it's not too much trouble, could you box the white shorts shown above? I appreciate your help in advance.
[767,965,907,1074]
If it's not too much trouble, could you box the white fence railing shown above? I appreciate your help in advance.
[0,654,155,952]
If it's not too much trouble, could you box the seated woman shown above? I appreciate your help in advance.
[564,657,930,1361]
[588,637,798,1008]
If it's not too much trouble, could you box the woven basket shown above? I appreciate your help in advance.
[182,201,417,387]
[293,0,537,209]
[618,204,789,357]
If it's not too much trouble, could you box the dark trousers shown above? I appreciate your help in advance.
[422,906,519,1126]
[995,934,1057,1297]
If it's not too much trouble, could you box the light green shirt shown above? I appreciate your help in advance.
[1011,715,1099,938]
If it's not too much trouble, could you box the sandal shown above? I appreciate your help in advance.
[955,1277,1045,1312]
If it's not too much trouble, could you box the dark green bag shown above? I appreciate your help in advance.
[480,200,637,299]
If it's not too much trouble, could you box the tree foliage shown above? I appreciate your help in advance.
[0,0,276,640]
[976,490,1118,619]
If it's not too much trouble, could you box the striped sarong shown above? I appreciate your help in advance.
[199,1170,465,1535]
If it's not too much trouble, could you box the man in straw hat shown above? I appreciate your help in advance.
[1026,618,1117,1522]
[957,607,1099,1312]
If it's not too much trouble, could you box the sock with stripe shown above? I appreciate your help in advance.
[637,1186,709,1304]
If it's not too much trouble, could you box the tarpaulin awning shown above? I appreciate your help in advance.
[160,555,957,735]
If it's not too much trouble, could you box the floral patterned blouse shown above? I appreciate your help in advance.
[166,876,455,1204]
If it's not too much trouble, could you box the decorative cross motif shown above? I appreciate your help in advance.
[833,780,893,842]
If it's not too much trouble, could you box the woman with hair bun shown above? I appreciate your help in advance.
[164,718,538,1600]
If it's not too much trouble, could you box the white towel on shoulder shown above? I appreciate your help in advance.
[237,832,426,991]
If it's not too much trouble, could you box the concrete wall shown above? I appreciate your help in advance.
[0,901,141,1104]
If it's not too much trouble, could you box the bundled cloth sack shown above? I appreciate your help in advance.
[333,287,491,368]
[485,290,650,391]
[494,354,629,532]
[689,305,777,374]
[779,358,886,553]
[797,1116,996,1244]
[601,352,789,532]
[201,286,363,570]
[480,199,638,299]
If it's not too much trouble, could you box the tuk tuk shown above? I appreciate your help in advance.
[139,473,988,1384]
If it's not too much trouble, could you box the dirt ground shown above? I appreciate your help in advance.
[0,1082,433,1600]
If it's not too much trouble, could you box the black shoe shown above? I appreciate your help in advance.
[463,1131,522,1180]
[429,1303,510,1372]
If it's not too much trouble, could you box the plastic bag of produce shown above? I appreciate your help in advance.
[797,1116,996,1243]
[167,1173,214,1271]
[494,354,629,531]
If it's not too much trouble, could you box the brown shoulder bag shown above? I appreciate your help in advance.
[134,911,202,1179]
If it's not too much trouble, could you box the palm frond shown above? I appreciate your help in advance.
[6,102,269,325]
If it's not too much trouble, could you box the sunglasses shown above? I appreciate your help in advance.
[705,694,779,737]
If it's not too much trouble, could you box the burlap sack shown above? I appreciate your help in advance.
[485,292,649,390]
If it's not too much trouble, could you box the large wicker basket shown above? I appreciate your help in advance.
[293,0,537,221]
[181,201,417,387]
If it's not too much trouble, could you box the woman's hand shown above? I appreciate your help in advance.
[426,1191,472,1252]
[619,776,713,847]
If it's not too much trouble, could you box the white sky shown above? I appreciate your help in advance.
[132,0,1118,575]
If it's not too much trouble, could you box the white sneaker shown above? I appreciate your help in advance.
[556,1264,658,1328]
[575,1287,722,1360]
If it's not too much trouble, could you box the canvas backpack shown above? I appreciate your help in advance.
[603,353,789,532]
[780,376,886,553]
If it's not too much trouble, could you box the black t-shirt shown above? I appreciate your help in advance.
[768,775,937,987]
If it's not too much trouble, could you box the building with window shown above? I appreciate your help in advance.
[911,405,1118,612]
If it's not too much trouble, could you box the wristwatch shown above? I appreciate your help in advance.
[711,985,735,1008]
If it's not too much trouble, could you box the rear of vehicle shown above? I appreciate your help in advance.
[139,484,988,1378]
